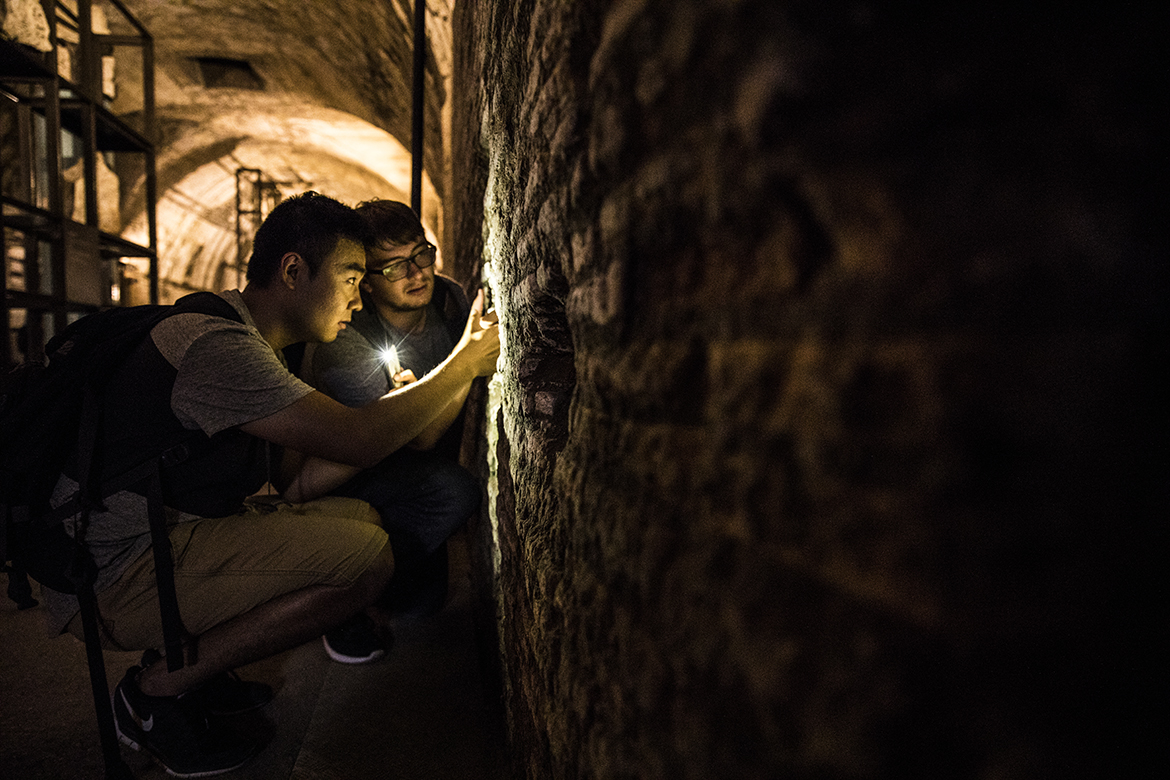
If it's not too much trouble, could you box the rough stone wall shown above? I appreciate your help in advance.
[452,2,1164,779]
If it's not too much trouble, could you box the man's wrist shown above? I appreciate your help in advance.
[449,346,482,383]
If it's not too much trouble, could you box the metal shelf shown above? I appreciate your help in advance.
[0,39,56,81]
[2,0,158,366]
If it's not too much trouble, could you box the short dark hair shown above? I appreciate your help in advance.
[246,191,371,287]
[355,199,425,247]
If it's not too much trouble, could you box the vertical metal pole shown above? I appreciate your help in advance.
[235,170,244,290]
[78,0,99,230]
[144,32,159,303]
[146,147,159,303]
[78,0,95,101]
[411,0,425,215]
[236,168,264,288]
[45,0,65,339]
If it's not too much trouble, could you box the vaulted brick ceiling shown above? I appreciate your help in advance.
[115,0,452,300]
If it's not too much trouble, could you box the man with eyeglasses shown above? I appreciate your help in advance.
[291,199,489,664]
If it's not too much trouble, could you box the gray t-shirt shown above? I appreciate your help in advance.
[42,290,314,633]
[305,303,454,408]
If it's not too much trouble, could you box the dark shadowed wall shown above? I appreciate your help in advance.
[450,2,1165,778]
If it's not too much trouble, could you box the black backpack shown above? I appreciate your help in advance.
[0,291,243,780]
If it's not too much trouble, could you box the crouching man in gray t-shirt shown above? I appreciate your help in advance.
[42,192,499,777]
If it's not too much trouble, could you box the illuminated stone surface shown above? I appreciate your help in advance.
[451,2,1161,779]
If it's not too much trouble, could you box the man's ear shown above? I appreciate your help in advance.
[278,252,302,290]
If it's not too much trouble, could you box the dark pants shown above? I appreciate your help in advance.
[332,448,480,617]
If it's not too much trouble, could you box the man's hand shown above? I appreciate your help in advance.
[457,288,501,377]
[391,368,418,388]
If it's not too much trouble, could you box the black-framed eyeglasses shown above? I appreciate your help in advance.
[371,243,437,281]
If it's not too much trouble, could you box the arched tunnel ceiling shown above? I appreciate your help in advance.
[113,0,454,302]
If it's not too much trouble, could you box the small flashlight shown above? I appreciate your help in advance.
[380,346,406,388]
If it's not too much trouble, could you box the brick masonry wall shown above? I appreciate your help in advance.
[452,2,1165,778]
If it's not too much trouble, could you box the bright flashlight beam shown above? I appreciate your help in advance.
[380,346,402,377]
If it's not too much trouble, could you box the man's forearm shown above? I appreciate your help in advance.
[240,294,499,468]
[410,382,471,450]
[281,453,362,503]
[241,351,478,468]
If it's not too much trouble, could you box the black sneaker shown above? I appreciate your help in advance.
[322,614,386,664]
[140,650,273,717]
[191,670,274,716]
[113,666,258,777]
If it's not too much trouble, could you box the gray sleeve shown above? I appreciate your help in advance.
[308,325,391,408]
[167,322,315,435]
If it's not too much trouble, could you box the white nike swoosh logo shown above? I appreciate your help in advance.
[120,689,153,732]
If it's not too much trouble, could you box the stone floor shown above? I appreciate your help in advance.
[0,531,510,780]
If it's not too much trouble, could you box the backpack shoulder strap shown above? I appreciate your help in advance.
[435,274,471,345]
[119,292,243,672]
[171,291,244,322]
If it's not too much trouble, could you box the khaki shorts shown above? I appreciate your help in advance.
[66,496,387,651]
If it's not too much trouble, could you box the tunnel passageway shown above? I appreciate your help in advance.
[3,1,1163,779]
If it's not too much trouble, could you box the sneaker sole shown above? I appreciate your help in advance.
[118,729,255,778]
[321,634,385,664]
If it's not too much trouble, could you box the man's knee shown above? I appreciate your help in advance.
[289,495,381,526]
[410,463,479,551]
[440,463,482,521]
[358,455,481,521]
[351,534,395,605]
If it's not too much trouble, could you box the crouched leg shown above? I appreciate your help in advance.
[70,496,392,695]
